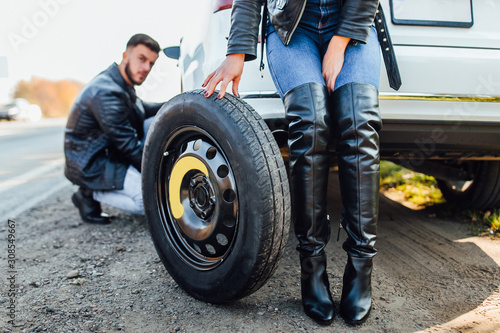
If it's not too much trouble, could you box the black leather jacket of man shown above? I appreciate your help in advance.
[227,0,379,61]
[64,63,163,191]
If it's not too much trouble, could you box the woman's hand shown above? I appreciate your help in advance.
[322,36,350,93]
[202,53,245,99]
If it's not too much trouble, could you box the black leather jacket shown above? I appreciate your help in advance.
[64,63,162,191]
[227,0,379,61]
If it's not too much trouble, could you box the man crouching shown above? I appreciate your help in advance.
[64,33,163,224]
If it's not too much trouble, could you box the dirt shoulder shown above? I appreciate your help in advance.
[1,175,499,332]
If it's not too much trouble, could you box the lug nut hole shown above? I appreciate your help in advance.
[223,189,236,203]
[206,147,217,160]
[217,165,229,178]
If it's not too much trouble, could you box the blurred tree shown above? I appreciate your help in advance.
[13,77,84,118]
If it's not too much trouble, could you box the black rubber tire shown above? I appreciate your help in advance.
[437,161,500,209]
[142,90,291,303]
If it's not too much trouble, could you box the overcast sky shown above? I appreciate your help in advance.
[0,0,205,104]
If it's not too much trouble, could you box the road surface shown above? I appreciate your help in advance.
[0,118,498,332]
[0,118,71,220]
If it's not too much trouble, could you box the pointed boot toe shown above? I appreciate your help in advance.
[304,301,335,325]
[339,256,373,325]
[300,254,335,325]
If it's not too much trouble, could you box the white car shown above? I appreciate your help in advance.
[0,98,42,122]
[143,0,500,304]
[166,0,500,209]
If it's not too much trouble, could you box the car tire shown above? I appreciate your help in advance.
[437,161,500,209]
[142,90,291,303]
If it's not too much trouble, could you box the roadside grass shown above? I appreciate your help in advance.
[380,161,499,238]
[380,160,445,207]
[463,208,500,237]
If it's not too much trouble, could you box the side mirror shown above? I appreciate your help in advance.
[163,46,180,60]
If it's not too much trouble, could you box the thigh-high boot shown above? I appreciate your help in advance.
[330,82,382,325]
[283,82,334,325]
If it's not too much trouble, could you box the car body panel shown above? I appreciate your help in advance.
[170,0,500,159]
[388,0,500,49]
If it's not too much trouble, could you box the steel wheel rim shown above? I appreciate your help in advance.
[156,126,239,270]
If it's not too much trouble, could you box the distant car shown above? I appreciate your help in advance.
[0,98,42,122]
[143,0,500,305]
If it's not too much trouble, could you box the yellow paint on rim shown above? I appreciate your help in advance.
[169,156,209,220]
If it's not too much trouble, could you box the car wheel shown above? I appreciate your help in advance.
[437,161,500,209]
[142,90,291,303]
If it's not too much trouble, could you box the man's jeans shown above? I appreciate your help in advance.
[93,116,154,216]
[266,0,381,98]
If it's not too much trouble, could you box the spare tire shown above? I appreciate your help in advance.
[142,90,291,303]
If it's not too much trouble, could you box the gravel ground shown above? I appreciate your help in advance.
[1,174,499,333]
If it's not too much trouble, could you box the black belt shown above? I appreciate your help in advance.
[374,4,402,90]
[260,3,268,74]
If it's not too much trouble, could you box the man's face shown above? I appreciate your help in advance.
[122,44,159,86]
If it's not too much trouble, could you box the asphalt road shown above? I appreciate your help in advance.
[2,165,499,332]
[0,118,499,332]
[0,118,71,221]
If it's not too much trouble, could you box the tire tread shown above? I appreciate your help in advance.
[183,90,291,300]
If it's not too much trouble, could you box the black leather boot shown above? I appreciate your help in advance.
[330,83,382,325]
[340,256,373,325]
[72,187,111,224]
[283,82,334,324]
[300,254,335,325]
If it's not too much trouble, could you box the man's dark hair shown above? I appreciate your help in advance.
[126,33,160,54]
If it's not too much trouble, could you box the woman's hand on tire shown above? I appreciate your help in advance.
[202,53,245,99]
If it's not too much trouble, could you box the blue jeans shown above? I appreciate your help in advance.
[266,0,381,98]
[94,165,144,215]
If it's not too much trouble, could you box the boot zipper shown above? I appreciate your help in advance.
[337,217,344,241]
